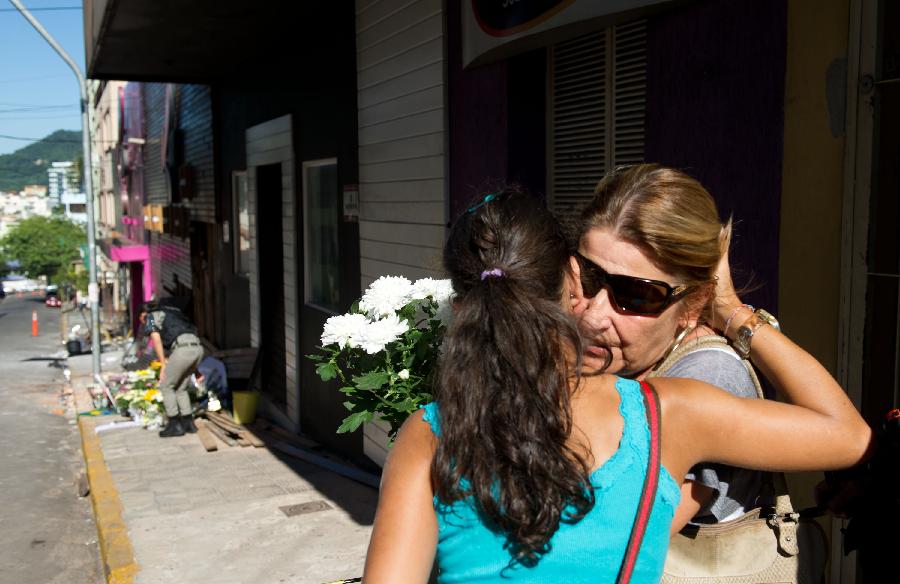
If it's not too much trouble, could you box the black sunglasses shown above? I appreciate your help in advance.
[574,252,697,316]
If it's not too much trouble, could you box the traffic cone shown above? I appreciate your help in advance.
[31,310,39,337]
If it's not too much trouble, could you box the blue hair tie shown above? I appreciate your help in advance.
[467,192,499,214]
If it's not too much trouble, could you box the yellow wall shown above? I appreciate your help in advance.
[780,0,851,565]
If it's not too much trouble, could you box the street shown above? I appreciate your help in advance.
[0,295,102,584]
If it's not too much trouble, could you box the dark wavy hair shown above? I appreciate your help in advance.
[433,187,593,568]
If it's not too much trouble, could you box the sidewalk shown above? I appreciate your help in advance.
[70,353,377,584]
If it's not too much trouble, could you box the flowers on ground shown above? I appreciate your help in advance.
[308,276,454,439]
[107,364,165,429]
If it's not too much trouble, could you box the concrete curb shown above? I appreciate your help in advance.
[77,411,139,583]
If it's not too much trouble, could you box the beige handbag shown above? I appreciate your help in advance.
[649,336,829,584]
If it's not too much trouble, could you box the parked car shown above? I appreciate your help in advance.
[45,286,61,308]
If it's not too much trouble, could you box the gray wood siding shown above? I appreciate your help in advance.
[356,0,447,286]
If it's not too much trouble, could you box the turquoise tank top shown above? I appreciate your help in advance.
[421,377,680,583]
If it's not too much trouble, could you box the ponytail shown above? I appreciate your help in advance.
[433,188,593,568]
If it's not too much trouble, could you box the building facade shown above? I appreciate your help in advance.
[83,2,896,580]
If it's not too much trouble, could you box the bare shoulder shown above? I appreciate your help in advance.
[384,409,438,474]
[646,376,722,415]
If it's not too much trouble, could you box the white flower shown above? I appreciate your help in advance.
[321,313,370,348]
[356,314,410,354]
[409,278,448,300]
[398,369,410,380]
[359,276,414,318]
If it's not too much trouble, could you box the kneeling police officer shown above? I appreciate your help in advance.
[139,301,204,437]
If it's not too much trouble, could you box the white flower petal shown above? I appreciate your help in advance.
[356,314,410,354]
[359,276,414,318]
[321,313,370,348]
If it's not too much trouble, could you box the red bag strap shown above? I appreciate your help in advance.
[616,380,662,584]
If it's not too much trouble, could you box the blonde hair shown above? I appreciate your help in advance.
[579,164,723,309]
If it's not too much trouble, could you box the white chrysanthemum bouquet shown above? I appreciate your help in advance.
[307,276,454,440]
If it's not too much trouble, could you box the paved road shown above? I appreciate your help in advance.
[0,295,102,584]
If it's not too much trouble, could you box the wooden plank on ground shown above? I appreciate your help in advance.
[236,437,251,447]
[206,411,243,433]
[239,429,265,448]
[205,413,242,436]
[195,420,218,452]
[199,418,236,447]
[206,411,265,448]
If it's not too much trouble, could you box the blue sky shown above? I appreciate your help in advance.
[0,1,84,156]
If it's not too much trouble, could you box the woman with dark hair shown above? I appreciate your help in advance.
[363,188,870,583]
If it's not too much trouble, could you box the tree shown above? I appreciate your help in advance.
[0,216,86,283]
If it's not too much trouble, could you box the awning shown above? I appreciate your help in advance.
[99,237,149,263]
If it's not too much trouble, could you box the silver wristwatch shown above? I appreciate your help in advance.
[733,309,780,359]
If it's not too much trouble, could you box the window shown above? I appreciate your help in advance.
[69,203,87,213]
[302,159,340,312]
[548,20,647,217]
[232,171,251,276]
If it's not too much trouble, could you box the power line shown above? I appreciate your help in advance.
[0,113,80,120]
[0,107,77,113]
[0,101,78,107]
[0,6,81,13]
[0,132,81,143]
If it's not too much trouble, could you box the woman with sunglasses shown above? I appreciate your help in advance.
[571,164,766,532]
[364,188,870,583]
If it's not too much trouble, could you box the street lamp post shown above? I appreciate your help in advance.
[9,0,101,377]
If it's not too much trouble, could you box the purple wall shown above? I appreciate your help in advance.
[645,0,787,311]
[448,0,787,309]
[448,0,509,219]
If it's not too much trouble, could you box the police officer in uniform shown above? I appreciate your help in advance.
[139,301,204,437]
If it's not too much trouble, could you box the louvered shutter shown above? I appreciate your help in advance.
[611,20,647,165]
[549,20,646,218]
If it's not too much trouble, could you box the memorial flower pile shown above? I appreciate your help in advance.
[107,362,165,429]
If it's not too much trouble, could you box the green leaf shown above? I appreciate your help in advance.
[338,386,356,395]
[353,371,389,391]
[315,362,338,381]
[393,397,419,412]
[337,411,374,434]
[343,400,355,411]
[305,353,324,362]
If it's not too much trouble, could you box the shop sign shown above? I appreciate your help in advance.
[463,0,671,66]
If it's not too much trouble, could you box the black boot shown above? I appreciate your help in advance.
[181,414,198,434]
[158,416,184,438]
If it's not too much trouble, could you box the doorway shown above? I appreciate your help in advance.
[255,163,287,407]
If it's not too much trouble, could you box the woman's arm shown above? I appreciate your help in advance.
[659,227,873,476]
[660,327,872,475]
[363,409,438,583]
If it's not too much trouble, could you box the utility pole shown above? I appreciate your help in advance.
[9,0,101,377]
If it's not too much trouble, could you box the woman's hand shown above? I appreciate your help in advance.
[567,256,591,316]
[711,221,745,333]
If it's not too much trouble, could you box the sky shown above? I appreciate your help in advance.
[0,1,85,156]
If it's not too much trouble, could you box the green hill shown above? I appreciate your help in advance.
[0,130,82,193]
